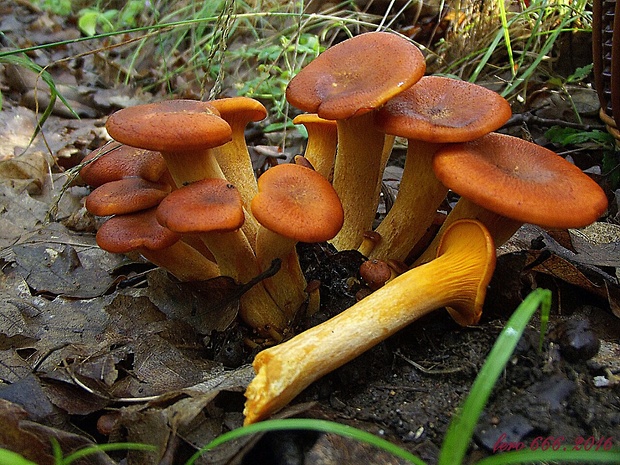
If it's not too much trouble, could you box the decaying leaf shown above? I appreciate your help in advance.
[0,398,116,465]
[500,224,620,316]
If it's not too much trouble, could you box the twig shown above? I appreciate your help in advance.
[503,112,606,131]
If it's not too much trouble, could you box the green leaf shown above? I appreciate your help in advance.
[77,11,100,36]
[566,64,594,84]
[0,448,38,465]
[545,126,615,146]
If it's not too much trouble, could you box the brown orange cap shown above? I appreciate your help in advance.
[432,133,609,228]
[80,141,168,187]
[375,76,512,142]
[210,96,267,125]
[156,178,245,234]
[286,32,425,120]
[85,177,172,216]
[105,99,232,153]
[96,208,180,254]
[251,163,344,242]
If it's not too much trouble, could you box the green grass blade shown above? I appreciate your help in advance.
[61,443,157,465]
[185,418,428,465]
[497,0,515,77]
[437,288,552,465]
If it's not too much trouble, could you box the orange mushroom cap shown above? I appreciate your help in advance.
[432,133,609,229]
[375,75,512,142]
[80,141,168,187]
[156,178,245,234]
[105,99,232,153]
[210,96,267,126]
[96,208,181,254]
[251,163,344,243]
[85,177,172,216]
[286,32,426,120]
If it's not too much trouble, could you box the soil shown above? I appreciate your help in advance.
[0,2,618,464]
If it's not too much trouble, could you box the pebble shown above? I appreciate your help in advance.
[555,317,600,362]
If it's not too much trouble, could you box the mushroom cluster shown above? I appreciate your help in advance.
[79,31,609,424]
[81,98,344,337]
[241,31,608,422]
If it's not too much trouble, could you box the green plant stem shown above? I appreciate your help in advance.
[185,418,426,465]
[437,288,552,465]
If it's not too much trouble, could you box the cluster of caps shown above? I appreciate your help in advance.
[280,31,607,290]
[81,31,609,330]
[80,98,345,335]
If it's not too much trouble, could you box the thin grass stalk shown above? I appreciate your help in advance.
[437,288,552,464]
[499,0,516,77]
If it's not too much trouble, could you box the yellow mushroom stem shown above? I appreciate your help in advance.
[359,140,448,261]
[210,97,267,246]
[293,114,338,181]
[329,112,389,251]
[244,219,496,424]
[138,240,220,282]
[195,230,288,332]
[255,227,308,320]
[414,198,523,266]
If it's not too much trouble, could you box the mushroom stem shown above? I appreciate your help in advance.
[244,219,496,424]
[330,112,387,251]
[255,227,308,320]
[413,198,522,266]
[159,150,225,187]
[359,140,448,261]
[211,97,267,246]
[293,114,338,181]
[139,241,220,282]
[194,229,288,332]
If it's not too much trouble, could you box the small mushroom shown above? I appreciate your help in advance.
[286,32,426,250]
[243,219,496,424]
[251,163,344,319]
[360,76,512,261]
[359,258,398,291]
[156,178,286,332]
[292,113,338,181]
[210,97,268,245]
[85,177,172,216]
[415,132,609,264]
[105,99,232,186]
[96,208,219,282]
[79,141,169,187]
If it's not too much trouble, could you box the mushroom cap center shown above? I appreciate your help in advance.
[252,164,344,243]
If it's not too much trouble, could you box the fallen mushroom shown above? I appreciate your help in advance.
[244,219,496,424]
[156,177,287,332]
[414,132,609,265]
[360,76,512,261]
[251,163,344,319]
[96,208,220,282]
[286,31,426,250]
